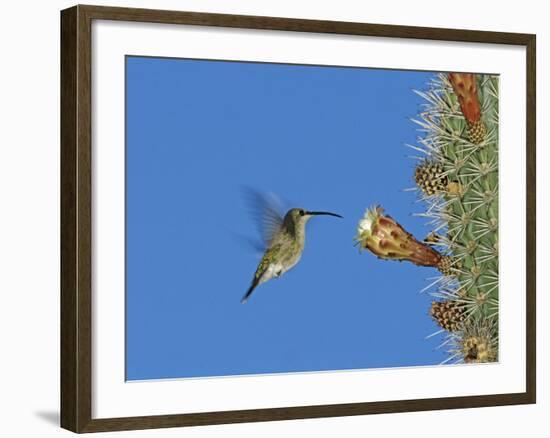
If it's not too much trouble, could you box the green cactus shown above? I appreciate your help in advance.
[355,73,499,364]
[411,73,499,363]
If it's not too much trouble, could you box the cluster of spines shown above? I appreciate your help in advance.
[414,161,448,196]
[430,300,465,332]
[445,316,498,364]
[411,73,499,364]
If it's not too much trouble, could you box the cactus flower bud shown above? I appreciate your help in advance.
[448,73,480,124]
[448,73,486,144]
[355,206,443,268]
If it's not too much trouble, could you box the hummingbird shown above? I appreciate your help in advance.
[241,192,342,303]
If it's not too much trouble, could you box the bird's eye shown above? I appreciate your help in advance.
[299,210,305,216]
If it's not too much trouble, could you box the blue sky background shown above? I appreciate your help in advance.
[125,56,447,380]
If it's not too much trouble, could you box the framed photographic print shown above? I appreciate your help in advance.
[60,4,536,433]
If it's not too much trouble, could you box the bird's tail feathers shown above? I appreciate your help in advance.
[241,277,260,304]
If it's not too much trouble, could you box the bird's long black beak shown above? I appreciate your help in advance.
[306,210,343,218]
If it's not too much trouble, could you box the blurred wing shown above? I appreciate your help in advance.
[229,231,266,255]
[242,188,285,248]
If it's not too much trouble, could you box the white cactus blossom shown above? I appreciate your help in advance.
[355,206,380,240]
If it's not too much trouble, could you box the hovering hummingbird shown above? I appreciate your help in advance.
[241,192,342,303]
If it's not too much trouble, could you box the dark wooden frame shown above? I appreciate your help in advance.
[61,4,536,433]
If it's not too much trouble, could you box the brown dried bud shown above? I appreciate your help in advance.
[356,206,443,267]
